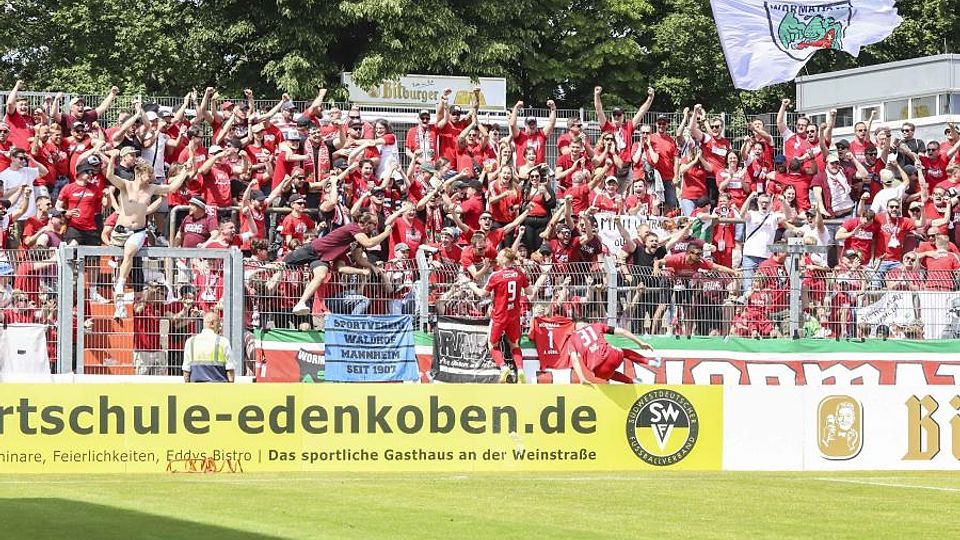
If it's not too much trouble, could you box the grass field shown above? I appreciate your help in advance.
[2,472,960,539]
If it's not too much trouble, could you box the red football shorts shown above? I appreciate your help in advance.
[489,318,522,344]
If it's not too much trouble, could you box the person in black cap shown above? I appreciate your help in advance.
[34,209,65,248]
[508,98,556,167]
[405,108,438,163]
[436,87,474,165]
[174,196,219,249]
[593,85,655,169]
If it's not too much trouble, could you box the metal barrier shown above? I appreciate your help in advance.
[248,255,425,332]
[0,249,59,369]
[57,246,245,375]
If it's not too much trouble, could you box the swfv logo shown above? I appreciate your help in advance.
[626,390,699,466]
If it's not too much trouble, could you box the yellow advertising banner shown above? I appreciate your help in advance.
[0,385,721,473]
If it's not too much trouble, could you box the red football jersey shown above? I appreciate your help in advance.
[529,316,576,369]
[485,267,529,322]
[561,323,621,380]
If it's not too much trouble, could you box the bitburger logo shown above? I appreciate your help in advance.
[626,389,699,466]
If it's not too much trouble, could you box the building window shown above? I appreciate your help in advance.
[860,106,879,122]
[940,94,960,115]
[835,107,854,128]
[808,113,825,128]
[912,96,936,119]
[884,99,909,121]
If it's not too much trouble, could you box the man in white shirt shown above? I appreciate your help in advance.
[739,191,786,292]
[0,146,47,221]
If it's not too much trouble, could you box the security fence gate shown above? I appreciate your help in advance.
[57,246,245,376]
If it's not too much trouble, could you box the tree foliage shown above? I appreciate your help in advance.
[1,0,957,111]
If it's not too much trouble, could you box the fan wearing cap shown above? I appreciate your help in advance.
[279,193,317,253]
[245,122,275,184]
[594,86,654,164]
[508,98,556,168]
[332,116,381,170]
[436,88,473,164]
[810,152,864,219]
[427,227,463,272]
[56,158,104,246]
[283,207,406,315]
[195,145,235,208]
[174,197,219,249]
[194,87,243,143]
[31,209,65,248]
[556,116,594,158]
[870,165,912,215]
[941,123,960,167]
[103,144,195,318]
[52,85,118,135]
[589,175,623,213]
[405,108,439,163]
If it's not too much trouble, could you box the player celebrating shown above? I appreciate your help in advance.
[562,321,659,384]
[467,248,531,383]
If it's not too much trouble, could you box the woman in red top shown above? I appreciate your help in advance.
[520,169,555,251]
[678,146,710,216]
[487,167,521,227]
[717,151,748,210]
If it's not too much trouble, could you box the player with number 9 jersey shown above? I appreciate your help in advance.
[485,263,530,344]
[468,248,532,382]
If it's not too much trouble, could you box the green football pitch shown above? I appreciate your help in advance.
[1,472,958,539]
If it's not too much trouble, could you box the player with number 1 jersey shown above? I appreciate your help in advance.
[469,248,531,383]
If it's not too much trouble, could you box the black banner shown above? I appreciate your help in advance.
[431,317,500,383]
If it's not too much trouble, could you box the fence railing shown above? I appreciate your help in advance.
[4,242,959,376]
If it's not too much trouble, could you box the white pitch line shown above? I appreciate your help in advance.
[815,477,960,493]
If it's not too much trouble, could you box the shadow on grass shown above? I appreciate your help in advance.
[0,498,284,540]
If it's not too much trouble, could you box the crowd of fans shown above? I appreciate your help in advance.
[2,81,960,347]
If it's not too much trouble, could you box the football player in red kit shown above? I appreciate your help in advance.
[562,321,658,384]
[467,248,531,383]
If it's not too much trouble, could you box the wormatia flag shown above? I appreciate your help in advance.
[710,0,902,90]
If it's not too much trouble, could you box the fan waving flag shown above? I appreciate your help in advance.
[710,0,902,90]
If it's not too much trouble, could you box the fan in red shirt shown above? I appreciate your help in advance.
[509,99,556,167]
[836,211,881,262]
[436,90,471,165]
[594,86,654,164]
[561,321,656,384]
[56,162,104,246]
[405,109,439,163]
[919,233,960,291]
[467,248,532,383]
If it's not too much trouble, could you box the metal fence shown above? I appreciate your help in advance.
[8,242,958,377]
[56,246,245,376]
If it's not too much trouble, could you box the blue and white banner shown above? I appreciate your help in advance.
[323,315,418,382]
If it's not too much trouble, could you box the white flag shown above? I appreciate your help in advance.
[710,0,902,90]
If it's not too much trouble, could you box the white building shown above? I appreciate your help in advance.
[796,54,960,144]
